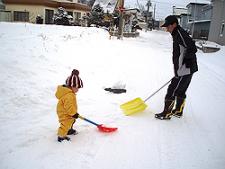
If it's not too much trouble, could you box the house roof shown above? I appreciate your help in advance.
[186,2,210,8]
[93,0,118,13]
[124,8,140,12]
[3,0,91,11]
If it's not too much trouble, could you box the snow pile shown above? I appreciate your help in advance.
[0,22,225,169]
[196,40,221,49]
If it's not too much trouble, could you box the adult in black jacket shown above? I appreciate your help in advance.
[155,15,198,120]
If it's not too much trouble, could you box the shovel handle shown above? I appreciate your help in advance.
[78,115,100,126]
[144,78,172,102]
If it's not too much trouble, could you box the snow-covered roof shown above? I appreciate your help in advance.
[124,8,140,12]
[123,8,140,15]
[173,7,188,15]
[93,0,118,13]
[186,2,210,7]
[188,19,211,23]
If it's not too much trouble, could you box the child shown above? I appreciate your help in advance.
[55,69,83,142]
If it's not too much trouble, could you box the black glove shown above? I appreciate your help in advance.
[183,58,192,68]
[72,113,79,119]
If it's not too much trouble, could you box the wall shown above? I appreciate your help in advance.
[0,10,11,21]
[200,5,212,20]
[208,0,225,45]
[5,4,87,23]
[180,15,188,31]
[192,21,210,39]
[5,4,46,23]
[187,4,205,21]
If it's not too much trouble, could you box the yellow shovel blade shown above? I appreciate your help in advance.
[120,97,148,115]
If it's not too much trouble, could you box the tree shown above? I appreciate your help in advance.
[88,4,104,26]
[53,7,73,26]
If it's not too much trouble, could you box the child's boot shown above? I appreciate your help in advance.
[67,128,78,135]
[172,97,185,118]
[57,136,71,142]
[155,99,175,120]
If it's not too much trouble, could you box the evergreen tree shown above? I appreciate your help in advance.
[89,4,104,26]
[53,7,73,26]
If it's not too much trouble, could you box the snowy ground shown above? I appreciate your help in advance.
[0,22,225,169]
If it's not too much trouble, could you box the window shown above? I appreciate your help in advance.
[45,9,54,24]
[220,23,224,37]
[13,11,29,22]
[67,11,73,17]
[74,12,81,20]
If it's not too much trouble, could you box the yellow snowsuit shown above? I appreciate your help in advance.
[55,85,78,137]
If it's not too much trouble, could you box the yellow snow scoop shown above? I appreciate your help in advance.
[120,79,172,115]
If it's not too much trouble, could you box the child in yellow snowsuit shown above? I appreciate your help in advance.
[55,69,83,142]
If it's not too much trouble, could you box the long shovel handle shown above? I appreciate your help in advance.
[144,78,172,102]
[78,115,100,126]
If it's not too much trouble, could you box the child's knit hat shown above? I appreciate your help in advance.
[66,69,83,88]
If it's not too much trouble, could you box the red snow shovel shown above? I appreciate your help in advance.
[78,115,118,133]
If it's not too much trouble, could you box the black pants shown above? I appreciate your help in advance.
[165,74,193,100]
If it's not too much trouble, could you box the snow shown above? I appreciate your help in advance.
[93,0,117,13]
[0,22,225,169]
[196,40,221,49]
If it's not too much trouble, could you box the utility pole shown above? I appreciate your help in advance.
[153,3,156,29]
[118,0,125,39]
[191,3,197,38]
[146,0,151,31]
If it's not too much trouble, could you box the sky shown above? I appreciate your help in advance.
[124,0,211,20]
[0,22,225,169]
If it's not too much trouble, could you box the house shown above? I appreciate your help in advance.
[0,0,5,10]
[208,0,225,46]
[0,0,12,22]
[172,6,188,30]
[186,2,212,39]
[93,0,118,14]
[2,0,91,24]
[172,6,188,16]
[180,14,189,31]
[123,8,140,32]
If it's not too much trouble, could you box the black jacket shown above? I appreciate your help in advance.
[171,25,198,77]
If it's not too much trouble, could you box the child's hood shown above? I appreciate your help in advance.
[55,85,73,99]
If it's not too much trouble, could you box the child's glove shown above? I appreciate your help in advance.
[72,113,79,119]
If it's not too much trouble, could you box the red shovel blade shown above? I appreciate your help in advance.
[97,124,118,133]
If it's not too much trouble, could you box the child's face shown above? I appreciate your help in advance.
[71,87,79,93]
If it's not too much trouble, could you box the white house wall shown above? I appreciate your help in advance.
[208,0,225,45]
[5,4,47,23]
[5,4,87,23]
